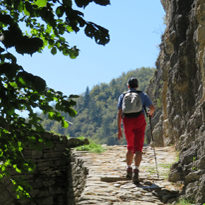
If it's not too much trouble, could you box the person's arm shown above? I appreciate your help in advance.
[142,92,155,117]
[148,104,155,117]
[117,109,123,140]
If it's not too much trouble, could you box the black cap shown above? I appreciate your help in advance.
[127,77,138,88]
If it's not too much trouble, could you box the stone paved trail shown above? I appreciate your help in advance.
[75,145,182,205]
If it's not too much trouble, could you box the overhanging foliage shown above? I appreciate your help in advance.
[0,0,110,199]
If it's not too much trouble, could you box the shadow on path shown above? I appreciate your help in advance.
[101,176,179,204]
[135,180,179,204]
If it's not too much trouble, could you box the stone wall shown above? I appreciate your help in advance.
[147,0,205,203]
[0,134,89,205]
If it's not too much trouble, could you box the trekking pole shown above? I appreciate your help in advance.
[148,115,159,179]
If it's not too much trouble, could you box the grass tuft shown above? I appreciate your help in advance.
[174,199,194,205]
[75,137,106,153]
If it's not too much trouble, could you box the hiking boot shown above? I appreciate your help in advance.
[126,167,132,179]
[133,168,139,184]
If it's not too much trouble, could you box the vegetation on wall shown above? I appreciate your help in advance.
[75,137,106,153]
[41,67,155,145]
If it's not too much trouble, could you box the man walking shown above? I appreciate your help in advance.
[117,77,155,184]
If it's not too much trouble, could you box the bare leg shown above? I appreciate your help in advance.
[132,151,142,183]
[134,151,142,167]
[126,150,134,166]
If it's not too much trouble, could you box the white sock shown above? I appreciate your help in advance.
[127,165,132,168]
[134,166,139,170]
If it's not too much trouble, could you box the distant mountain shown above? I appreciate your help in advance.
[40,67,155,145]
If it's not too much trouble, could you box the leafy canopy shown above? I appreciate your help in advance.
[0,0,110,199]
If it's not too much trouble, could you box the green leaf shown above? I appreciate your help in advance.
[28,167,33,172]
[69,94,79,98]
[11,179,17,185]
[48,111,55,118]
[63,0,72,7]
[1,165,6,172]
[4,159,11,166]
[70,46,79,58]
[23,7,30,16]
[56,6,64,18]
[74,0,90,8]
[66,25,73,32]
[63,48,69,56]
[68,107,77,117]
[9,82,18,88]
[38,138,43,143]
[69,52,77,59]
[34,0,47,8]
[18,141,23,152]
[7,108,15,115]
[51,47,57,55]
[46,25,52,34]
[0,149,3,157]
[94,0,110,6]
[13,165,22,173]
[17,185,24,191]
[62,120,69,128]
[18,77,26,86]
[17,0,24,12]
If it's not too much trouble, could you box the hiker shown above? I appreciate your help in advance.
[117,77,155,183]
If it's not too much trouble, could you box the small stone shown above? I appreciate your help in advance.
[185,171,200,183]
[114,183,121,187]
[120,183,136,189]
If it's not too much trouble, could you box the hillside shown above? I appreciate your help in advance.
[41,67,155,145]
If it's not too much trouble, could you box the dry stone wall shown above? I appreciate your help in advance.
[0,134,89,205]
[147,0,205,203]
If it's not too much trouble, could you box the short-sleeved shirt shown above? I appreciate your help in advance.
[117,88,153,113]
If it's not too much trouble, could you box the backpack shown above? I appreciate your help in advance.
[122,90,143,117]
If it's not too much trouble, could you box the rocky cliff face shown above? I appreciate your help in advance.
[147,0,205,203]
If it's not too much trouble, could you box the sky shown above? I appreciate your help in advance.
[16,0,166,96]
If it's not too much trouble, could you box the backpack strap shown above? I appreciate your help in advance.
[123,90,142,95]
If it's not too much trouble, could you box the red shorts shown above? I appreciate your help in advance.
[123,114,146,153]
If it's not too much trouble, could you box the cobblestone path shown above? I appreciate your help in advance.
[75,145,181,205]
